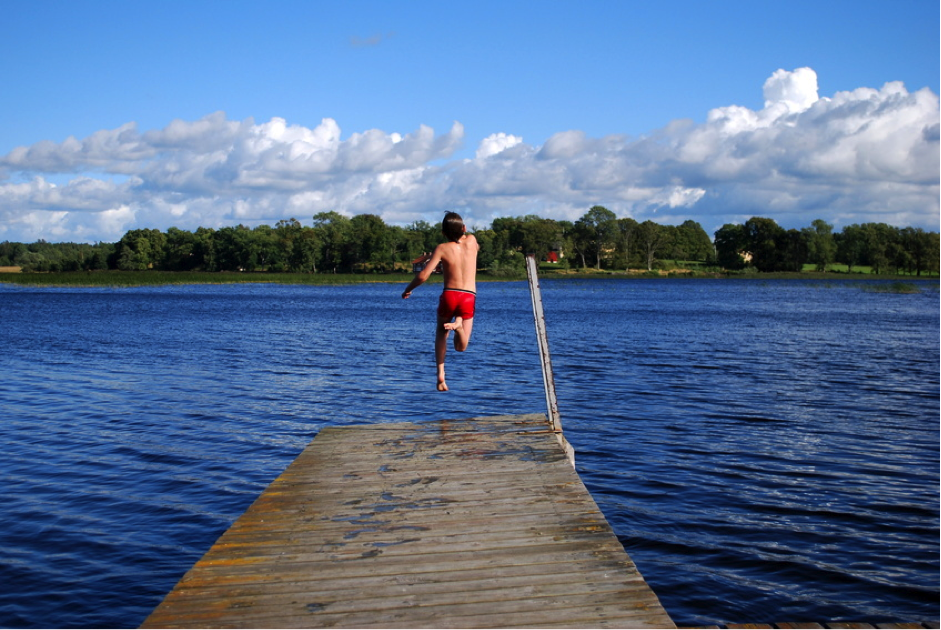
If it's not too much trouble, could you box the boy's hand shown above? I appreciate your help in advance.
[402,290,412,299]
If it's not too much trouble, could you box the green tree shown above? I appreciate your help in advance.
[254,224,283,271]
[743,217,786,272]
[836,224,866,273]
[0,241,27,266]
[613,217,638,270]
[574,206,617,269]
[518,215,562,259]
[385,224,408,269]
[637,220,666,271]
[714,223,748,270]
[803,219,836,271]
[926,232,941,276]
[89,243,113,270]
[192,227,216,271]
[214,225,257,271]
[162,227,198,271]
[885,228,910,274]
[554,220,575,268]
[348,214,391,272]
[675,220,713,262]
[474,228,497,270]
[491,217,524,256]
[294,227,320,272]
[659,225,681,263]
[312,211,351,273]
[115,228,166,271]
[407,221,441,254]
[900,227,933,276]
[780,229,809,272]
[861,223,896,274]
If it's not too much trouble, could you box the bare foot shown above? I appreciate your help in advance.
[437,367,448,391]
[443,317,463,332]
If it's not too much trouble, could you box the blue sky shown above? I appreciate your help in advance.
[1,0,938,243]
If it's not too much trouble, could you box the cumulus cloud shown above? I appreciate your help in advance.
[476,133,523,159]
[763,66,819,113]
[0,68,937,243]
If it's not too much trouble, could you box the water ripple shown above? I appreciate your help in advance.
[0,279,937,627]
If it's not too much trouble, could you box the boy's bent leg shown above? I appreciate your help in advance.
[453,316,474,352]
[452,293,475,352]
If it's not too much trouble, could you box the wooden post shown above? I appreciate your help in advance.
[525,254,574,465]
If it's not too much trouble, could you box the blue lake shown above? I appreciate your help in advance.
[0,278,938,627]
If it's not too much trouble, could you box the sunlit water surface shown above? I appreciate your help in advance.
[0,278,938,627]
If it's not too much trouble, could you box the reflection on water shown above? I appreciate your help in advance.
[0,279,938,627]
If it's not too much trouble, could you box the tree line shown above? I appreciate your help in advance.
[1,206,937,276]
[714,217,939,276]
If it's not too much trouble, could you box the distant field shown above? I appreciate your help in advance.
[800,263,938,276]
[801,263,873,273]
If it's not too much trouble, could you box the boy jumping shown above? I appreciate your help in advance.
[402,212,479,391]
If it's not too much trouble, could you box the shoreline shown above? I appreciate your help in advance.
[1,268,938,288]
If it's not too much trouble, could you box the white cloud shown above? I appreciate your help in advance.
[763,66,819,113]
[142,111,242,150]
[476,133,523,159]
[0,68,937,243]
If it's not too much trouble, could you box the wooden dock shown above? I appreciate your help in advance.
[141,413,675,628]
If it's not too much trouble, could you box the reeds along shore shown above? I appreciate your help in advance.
[0,267,938,288]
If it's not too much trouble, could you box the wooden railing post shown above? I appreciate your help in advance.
[525,254,574,465]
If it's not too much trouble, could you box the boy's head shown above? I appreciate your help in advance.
[442,212,465,242]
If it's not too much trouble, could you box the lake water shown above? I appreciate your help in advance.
[0,278,938,628]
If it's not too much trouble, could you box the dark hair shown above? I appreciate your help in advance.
[442,212,465,242]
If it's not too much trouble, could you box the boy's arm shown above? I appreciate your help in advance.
[402,246,444,298]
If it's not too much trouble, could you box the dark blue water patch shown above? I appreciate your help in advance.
[0,279,938,627]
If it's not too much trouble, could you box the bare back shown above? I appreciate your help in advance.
[436,234,479,292]
[400,226,479,393]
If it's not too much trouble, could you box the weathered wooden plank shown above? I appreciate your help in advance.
[148,561,649,602]
[205,524,620,557]
[775,623,826,629]
[167,557,646,599]
[156,582,665,626]
[149,575,662,619]
[142,415,675,629]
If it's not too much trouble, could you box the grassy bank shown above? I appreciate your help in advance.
[0,270,416,287]
[0,270,524,287]
[1,268,937,288]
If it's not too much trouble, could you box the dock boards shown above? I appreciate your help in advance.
[141,414,675,628]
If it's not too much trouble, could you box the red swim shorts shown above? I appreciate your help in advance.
[438,289,476,320]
